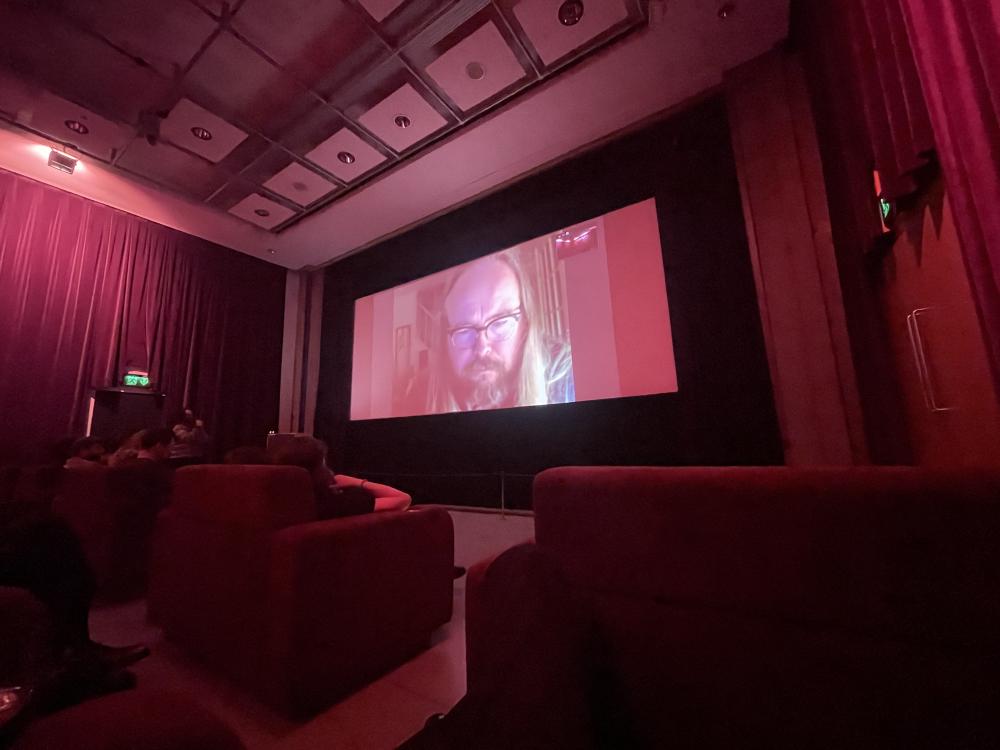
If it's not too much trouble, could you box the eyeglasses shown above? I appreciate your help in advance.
[448,310,522,349]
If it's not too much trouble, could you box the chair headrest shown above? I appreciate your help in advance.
[172,465,317,530]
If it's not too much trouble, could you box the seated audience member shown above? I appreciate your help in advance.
[0,517,149,708]
[105,429,145,468]
[46,437,76,468]
[271,436,411,518]
[113,428,174,511]
[169,409,211,467]
[63,437,106,471]
[223,445,271,465]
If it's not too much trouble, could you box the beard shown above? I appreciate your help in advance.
[460,354,515,410]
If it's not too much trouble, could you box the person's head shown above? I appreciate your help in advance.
[70,436,106,462]
[224,446,271,465]
[180,408,195,427]
[430,251,548,412]
[120,429,147,450]
[270,436,329,485]
[140,428,174,461]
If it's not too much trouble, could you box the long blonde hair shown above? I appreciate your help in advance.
[426,251,549,413]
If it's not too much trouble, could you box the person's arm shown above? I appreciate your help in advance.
[173,422,210,444]
[333,474,411,512]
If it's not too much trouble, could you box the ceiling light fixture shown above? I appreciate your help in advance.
[254,208,271,217]
[191,126,213,141]
[465,62,486,80]
[337,151,356,164]
[291,181,308,192]
[394,115,411,129]
[64,119,89,135]
[717,2,736,19]
[558,0,584,26]
[47,149,78,174]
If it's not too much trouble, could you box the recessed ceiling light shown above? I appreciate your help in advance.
[393,115,411,129]
[465,62,486,80]
[558,0,584,26]
[254,208,271,217]
[267,248,277,255]
[190,126,213,141]
[338,151,356,164]
[717,2,736,19]
[47,149,78,174]
[64,119,89,135]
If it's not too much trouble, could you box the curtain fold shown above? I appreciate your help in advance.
[899,0,1000,396]
[0,169,286,464]
[794,0,1000,411]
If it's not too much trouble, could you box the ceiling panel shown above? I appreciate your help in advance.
[0,3,173,126]
[305,127,388,182]
[160,98,250,163]
[117,137,230,199]
[423,21,530,112]
[357,83,450,153]
[278,103,353,157]
[0,0,790,258]
[206,176,257,210]
[264,162,340,206]
[232,0,388,96]
[61,0,217,79]
[228,193,297,229]
[183,30,317,138]
[190,0,229,18]
[511,0,631,67]
[0,71,132,162]
[356,0,408,23]
[358,0,463,46]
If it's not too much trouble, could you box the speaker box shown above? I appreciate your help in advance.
[88,388,167,439]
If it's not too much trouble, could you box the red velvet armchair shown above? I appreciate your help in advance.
[445,467,1000,749]
[147,465,454,716]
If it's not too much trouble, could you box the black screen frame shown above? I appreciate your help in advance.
[315,97,782,509]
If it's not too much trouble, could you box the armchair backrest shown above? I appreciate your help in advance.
[172,465,317,530]
[532,466,1000,748]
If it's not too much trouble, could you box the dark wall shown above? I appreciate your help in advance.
[315,97,782,509]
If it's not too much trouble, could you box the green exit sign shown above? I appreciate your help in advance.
[123,373,151,388]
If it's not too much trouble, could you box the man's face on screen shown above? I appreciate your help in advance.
[444,258,526,409]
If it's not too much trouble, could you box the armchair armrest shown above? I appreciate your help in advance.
[265,507,454,715]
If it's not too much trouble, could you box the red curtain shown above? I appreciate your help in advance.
[0,168,286,463]
[898,0,1000,397]
[847,0,936,199]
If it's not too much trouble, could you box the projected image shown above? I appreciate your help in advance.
[351,198,677,419]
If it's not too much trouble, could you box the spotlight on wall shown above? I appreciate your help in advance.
[47,149,78,174]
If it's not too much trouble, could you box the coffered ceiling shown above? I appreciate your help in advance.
[0,0,790,268]
[0,0,647,229]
